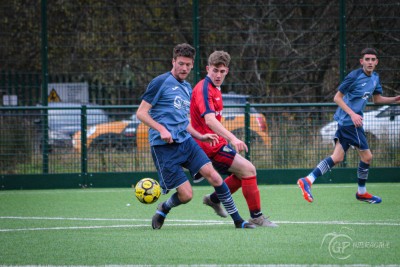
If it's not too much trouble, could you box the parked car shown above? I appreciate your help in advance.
[72,94,271,152]
[72,114,139,152]
[35,103,109,150]
[320,105,400,146]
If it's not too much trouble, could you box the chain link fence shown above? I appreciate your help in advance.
[1,104,398,176]
[0,1,399,184]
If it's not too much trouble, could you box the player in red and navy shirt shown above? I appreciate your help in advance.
[190,76,225,157]
[191,51,278,227]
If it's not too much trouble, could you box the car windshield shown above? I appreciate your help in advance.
[223,94,258,114]
[376,106,400,118]
[45,105,109,130]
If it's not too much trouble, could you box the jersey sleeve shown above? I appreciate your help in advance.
[338,69,359,94]
[201,91,217,117]
[193,79,216,117]
[373,73,383,95]
[141,73,169,105]
[200,77,215,117]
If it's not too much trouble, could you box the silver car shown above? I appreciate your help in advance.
[36,103,109,150]
[320,105,400,146]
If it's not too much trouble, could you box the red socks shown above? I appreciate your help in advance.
[211,174,262,215]
[224,174,242,194]
[242,175,261,213]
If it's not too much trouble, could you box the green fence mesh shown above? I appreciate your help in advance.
[1,104,399,175]
[0,1,399,180]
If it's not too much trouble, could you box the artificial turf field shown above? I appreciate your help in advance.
[0,183,399,266]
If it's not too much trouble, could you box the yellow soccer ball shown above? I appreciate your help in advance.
[134,178,161,204]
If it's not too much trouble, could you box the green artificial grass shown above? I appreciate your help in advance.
[0,183,399,266]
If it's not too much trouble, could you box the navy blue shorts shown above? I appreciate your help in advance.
[151,138,211,194]
[334,125,369,151]
[211,144,237,175]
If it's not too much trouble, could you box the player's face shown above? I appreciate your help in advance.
[206,64,229,87]
[360,54,378,75]
[171,56,194,81]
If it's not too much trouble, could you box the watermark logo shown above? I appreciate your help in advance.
[320,227,390,260]
[321,227,354,260]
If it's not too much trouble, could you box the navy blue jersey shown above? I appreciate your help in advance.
[141,72,192,146]
[334,68,383,126]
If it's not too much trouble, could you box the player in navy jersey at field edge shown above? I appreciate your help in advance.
[136,43,255,229]
[297,48,400,204]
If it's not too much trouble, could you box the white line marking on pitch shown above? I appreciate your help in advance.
[0,222,229,232]
[0,183,398,195]
[2,216,400,226]
[0,216,399,232]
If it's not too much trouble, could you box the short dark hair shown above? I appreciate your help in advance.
[208,51,231,67]
[361,48,378,58]
[173,43,196,60]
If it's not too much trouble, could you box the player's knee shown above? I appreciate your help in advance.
[199,164,223,186]
[247,163,257,176]
[235,161,256,178]
[331,155,344,164]
[206,173,223,187]
[363,154,373,164]
[202,169,223,187]
[178,190,193,203]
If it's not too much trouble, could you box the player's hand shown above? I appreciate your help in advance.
[231,138,248,153]
[200,133,219,146]
[160,129,173,143]
[350,113,363,128]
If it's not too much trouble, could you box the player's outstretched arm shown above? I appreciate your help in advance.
[373,94,400,105]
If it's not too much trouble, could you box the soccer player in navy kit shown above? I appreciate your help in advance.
[298,48,400,204]
[136,43,255,229]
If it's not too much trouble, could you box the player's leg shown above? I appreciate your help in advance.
[199,163,255,228]
[228,154,278,227]
[150,144,193,229]
[202,145,277,227]
[153,182,193,229]
[202,173,240,218]
[297,140,345,202]
[185,138,254,228]
[355,148,381,204]
[202,145,239,218]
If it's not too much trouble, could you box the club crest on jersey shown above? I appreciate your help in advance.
[222,146,233,153]
[174,96,190,111]
[362,92,371,100]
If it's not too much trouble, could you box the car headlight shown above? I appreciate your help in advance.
[49,130,71,140]
[86,126,97,138]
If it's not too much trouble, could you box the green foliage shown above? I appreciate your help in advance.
[2,1,400,104]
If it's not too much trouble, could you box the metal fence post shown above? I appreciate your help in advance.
[192,0,200,85]
[339,0,346,83]
[245,102,251,160]
[41,0,49,174]
[81,105,88,181]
